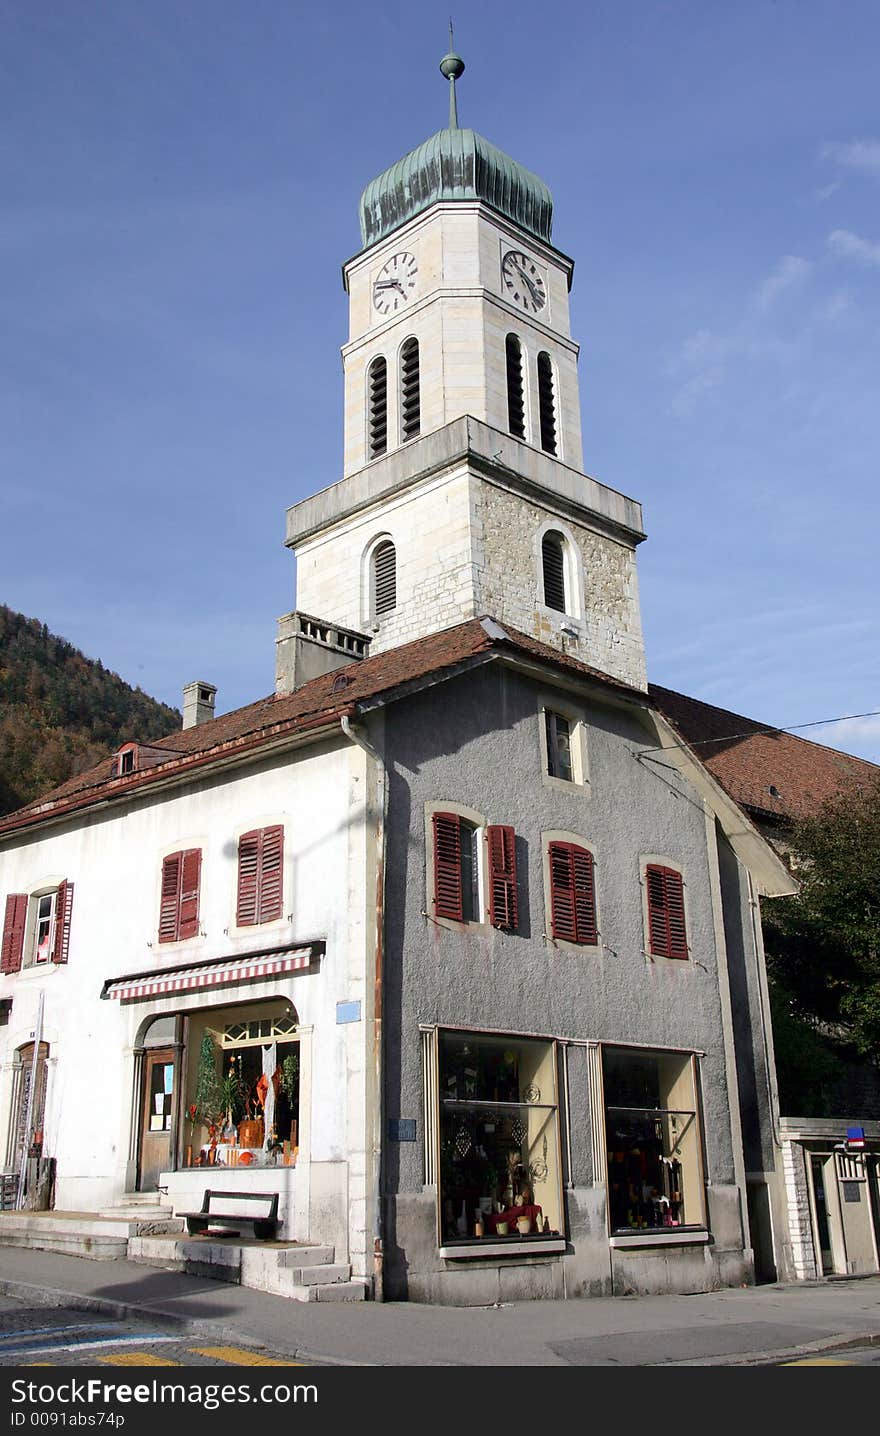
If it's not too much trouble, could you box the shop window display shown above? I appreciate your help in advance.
[437,1030,562,1244]
[183,1003,300,1169]
[603,1047,706,1234]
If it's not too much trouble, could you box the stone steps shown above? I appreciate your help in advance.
[0,1211,136,1259]
[128,1233,366,1301]
[0,1209,367,1300]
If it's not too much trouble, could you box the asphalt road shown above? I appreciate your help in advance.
[0,1296,312,1367]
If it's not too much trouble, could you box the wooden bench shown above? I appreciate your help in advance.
[179,1189,280,1240]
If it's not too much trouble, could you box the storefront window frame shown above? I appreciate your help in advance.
[427,1024,567,1259]
[601,1044,709,1243]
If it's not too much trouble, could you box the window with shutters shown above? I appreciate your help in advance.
[643,861,688,960]
[505,333,526,439]
[367,355,388,458]
[371,538,397,620]
[426,803,487,928]
[537,351,557,455]
[236,825,285,927]
[158,849,202,944]
[2,883,75,972]
[541,530,567,613]
[543,835,599,947]
[400,337,420,441]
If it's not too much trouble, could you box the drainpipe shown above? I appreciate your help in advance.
[340,713,387,1301]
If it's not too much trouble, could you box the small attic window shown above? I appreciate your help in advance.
[768,785,781,799]
[117,745,138,776]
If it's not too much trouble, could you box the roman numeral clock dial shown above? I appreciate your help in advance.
[373,252,418,314]
[501,250,546,314]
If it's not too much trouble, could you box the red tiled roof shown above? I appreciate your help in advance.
[0,619,646,836]
[649,684,878,824]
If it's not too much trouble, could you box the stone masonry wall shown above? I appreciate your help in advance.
[474,479,647,691]
[782,1141,819,1280]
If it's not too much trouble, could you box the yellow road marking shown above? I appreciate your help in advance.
[189,1346,305,1366]
[782,1358,857,1365]
[99,1353,183,1366]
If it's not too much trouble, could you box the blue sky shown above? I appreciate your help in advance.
[2,1,878,761]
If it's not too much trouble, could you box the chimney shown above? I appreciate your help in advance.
[182,680,217,729]
[275,612,370,696]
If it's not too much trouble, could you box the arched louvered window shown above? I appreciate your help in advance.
[368,356,388,459]
[372,539,397,618]
[506,334,525,439]
[400,338,420,441]
[542,530,567,613]
[537,351,557,455]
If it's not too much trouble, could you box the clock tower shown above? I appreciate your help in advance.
[284,43,648,692]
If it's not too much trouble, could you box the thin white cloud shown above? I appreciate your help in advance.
[808,714,880,764]
[755,255,812,310]
[821,139,880,176]
[814,180,841,202]
[827,228,880,266]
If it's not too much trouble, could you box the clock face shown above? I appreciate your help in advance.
[501,250,546,313]
[373,252,418,314]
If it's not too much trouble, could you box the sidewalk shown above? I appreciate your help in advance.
[0,1246,878,1365]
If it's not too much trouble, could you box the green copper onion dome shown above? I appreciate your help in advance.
[359,38,553,250]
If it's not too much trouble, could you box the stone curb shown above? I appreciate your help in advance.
[0,1277,369,1368]
[653,1329,880,1367]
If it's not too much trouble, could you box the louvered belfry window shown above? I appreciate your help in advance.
[372,539,397,618]
[542,531,567,612]
[368,356,388,458]
[548,841,597,945]
[646,865,688,959]
[237,825,284,927]
[400,337,420,441]
[159,850,201,943]
[506,334,526,439]
[537,351,557,455]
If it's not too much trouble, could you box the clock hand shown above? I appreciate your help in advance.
[515,264,541,304]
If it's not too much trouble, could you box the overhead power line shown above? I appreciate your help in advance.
[644,707,880,756]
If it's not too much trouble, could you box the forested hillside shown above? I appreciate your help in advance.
[0,605,181,815]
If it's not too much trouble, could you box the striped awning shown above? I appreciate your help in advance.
[101,945,319,1002]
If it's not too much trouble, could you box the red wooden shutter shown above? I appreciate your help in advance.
[177,851,202,940]
[1,894,28,974]
[549,842,597,944]
[158,853,182,943]
[432,812,463,921]
[51,880,74,964]
[237,831,260,926]
[258,825,284,923]
[487,824,518,931]
[646,865,687,959]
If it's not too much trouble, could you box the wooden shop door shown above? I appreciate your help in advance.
[139,1047,176,1192]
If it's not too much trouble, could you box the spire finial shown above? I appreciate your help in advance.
[439,20,465,129]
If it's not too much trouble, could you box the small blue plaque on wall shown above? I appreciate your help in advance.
[335,1000,362,1025]
[389,1119,417,1142]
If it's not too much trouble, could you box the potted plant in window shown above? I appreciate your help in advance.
[193,1033,224,1160]
[221,1055,246,1139]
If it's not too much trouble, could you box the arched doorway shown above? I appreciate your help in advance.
[136,1015,178,1192]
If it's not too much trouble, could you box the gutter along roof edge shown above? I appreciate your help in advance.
[0,706,356,840]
